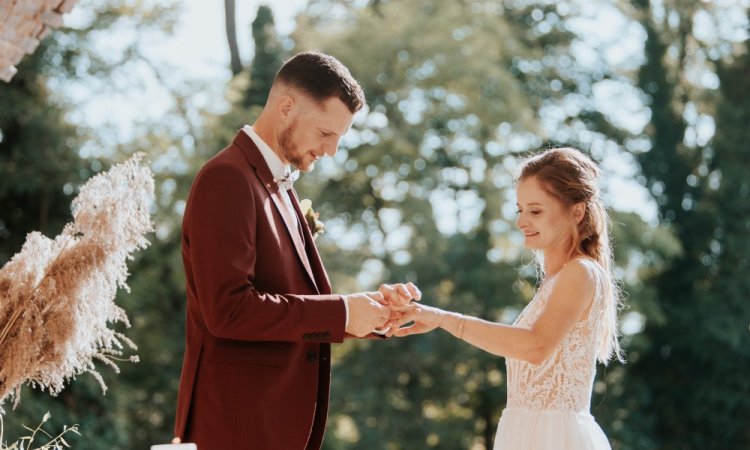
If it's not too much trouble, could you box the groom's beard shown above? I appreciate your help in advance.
[279,119,312,171]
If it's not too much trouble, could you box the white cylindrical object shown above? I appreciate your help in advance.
[0,65,18,83]
[151,445,198,450]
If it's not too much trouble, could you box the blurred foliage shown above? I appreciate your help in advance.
[0,43,86,263]
[620,1,750,449]
[0,0,748,449]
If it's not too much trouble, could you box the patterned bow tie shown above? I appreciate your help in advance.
[275,170,299,191]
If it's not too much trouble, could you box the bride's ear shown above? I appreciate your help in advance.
[571,202,585,225]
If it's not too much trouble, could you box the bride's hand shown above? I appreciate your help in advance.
[385,303,443,337]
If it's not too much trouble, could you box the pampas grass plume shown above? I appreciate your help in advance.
[0,153,154,409]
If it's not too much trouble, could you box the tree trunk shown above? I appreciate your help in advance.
[224,0,242,75]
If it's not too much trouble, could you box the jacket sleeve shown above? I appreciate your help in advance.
[185,160,347,343]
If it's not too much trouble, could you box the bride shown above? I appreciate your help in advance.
[387,147,624,450]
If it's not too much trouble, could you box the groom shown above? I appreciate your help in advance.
[173,51,419,450]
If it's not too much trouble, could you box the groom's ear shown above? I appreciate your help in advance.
[278,94,295,120]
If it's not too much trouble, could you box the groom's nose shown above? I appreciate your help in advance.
[324,139,339,157]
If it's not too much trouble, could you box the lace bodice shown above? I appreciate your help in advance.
[505,259,606,413]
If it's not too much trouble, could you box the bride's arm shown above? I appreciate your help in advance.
[390,260,597,364]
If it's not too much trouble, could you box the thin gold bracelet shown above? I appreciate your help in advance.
[457,315,466,340]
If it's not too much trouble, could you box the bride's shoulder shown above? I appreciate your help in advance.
[567,257,602,274]
[538,258,600,321]
[556,258,600,291]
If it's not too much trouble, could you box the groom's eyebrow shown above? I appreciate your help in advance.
[319,126,339,137]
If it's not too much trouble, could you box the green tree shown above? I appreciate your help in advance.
[243,5,285,109]
[0,47,86,263]
[623,1,750,448]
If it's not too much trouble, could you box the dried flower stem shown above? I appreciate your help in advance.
[0,412,80,450]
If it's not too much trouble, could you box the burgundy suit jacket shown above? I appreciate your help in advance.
[174,131,348,450]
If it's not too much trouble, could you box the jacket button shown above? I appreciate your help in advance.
[307,351,317,362]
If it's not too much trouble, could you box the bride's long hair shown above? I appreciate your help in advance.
[519,147,624,364]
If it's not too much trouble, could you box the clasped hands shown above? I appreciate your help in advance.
[344,282,438,338]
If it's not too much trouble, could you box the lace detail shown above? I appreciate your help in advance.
[506,259,607,413]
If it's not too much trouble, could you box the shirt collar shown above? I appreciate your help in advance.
[242,124,291,180]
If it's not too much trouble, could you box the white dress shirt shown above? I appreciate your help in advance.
[242,125,298,225]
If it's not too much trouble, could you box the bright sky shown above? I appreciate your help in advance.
[156,0,308,81]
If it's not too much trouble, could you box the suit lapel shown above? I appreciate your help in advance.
[288,189,332,295]
[268,187,320,293]
[232,131,320,293]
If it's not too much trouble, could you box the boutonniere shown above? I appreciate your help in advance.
[299,199,326,240]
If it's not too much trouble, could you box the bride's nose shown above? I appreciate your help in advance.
[516,213,526,229]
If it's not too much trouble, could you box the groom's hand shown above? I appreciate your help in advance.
[379,282,422,307]
[344,292,390,337]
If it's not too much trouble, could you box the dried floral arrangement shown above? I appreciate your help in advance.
[0,153,154,410]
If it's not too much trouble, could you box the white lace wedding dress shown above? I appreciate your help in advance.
[494,259,611,450]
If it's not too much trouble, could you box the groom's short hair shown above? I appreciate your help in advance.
[274,51,365,113]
